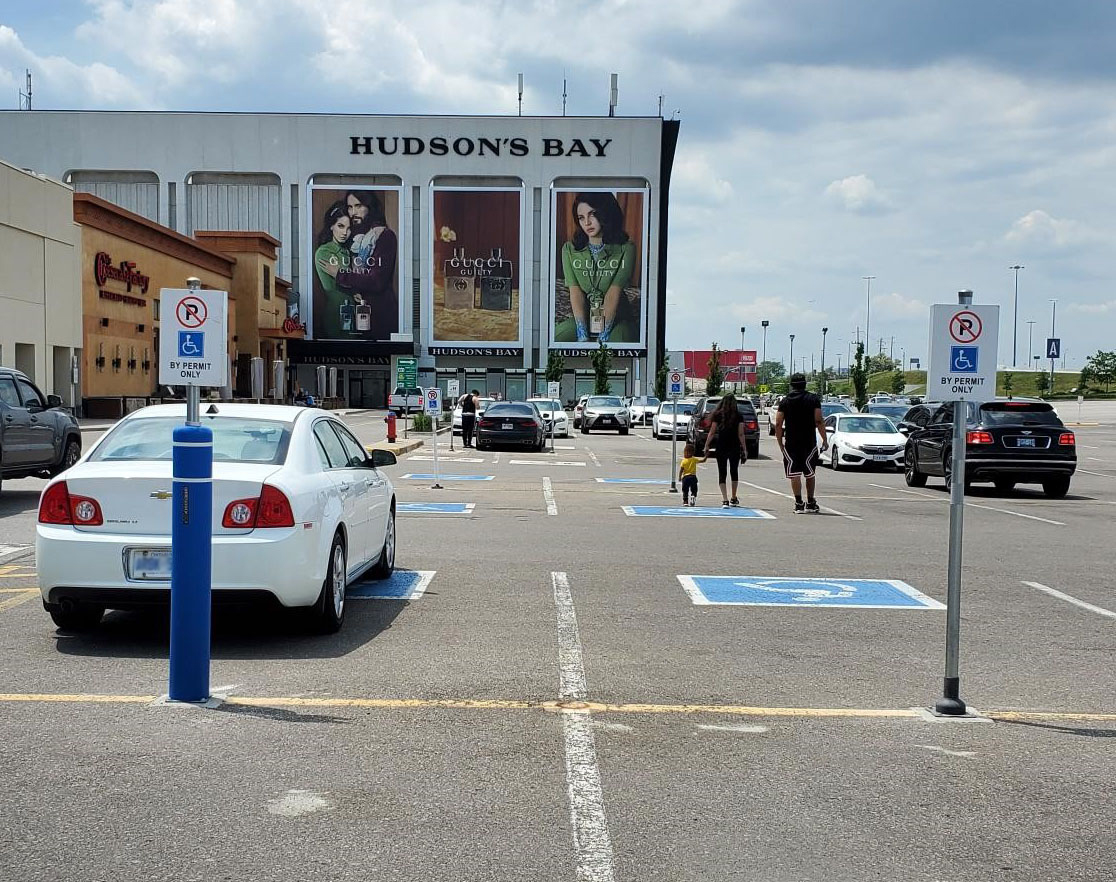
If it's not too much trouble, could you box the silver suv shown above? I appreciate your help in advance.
[0,368,82,495]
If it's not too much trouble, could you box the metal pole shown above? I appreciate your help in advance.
[761,320,769,387]
[1026,321,1035,367]
[863,276,875,355]
[739,326,746,392]
[820,328,828,396]
[669,393,679,493]
[1010,265,1023,368]
[789,335,795,378]
[431,393,443,490]
[1049,299,1057,395]
[186,277,201,426]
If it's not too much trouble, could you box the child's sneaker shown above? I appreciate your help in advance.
[805,500,821,514]
[793,500,806,514]
[690,499,697,507]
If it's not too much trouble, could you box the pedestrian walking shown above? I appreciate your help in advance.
[460,389,479,448]
[679,442,700,506]
[774,373,828,513]
[702,393,746,508]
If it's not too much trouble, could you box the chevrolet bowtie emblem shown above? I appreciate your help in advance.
[150,490,173,500]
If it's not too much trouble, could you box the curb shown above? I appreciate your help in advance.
[367,439,423,456]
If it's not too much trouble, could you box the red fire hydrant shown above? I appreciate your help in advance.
[385,410,397,444]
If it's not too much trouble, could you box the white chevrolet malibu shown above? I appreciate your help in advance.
[36,404,397,634]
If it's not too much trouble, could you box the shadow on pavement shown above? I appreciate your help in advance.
[0,488,42,517]
[50,597,410,661]
[213,703,352,725]
[998,719,1116,738]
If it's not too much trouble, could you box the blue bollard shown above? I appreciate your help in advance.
[168,423,213,702]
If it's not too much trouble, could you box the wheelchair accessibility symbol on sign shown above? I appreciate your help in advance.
[178,331,204,359]
[950,345,978,374]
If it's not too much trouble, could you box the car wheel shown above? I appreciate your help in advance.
[313,532,346,633]
[942,452,970,494]
[48,602,104,632]
[370,507,396,580]
[904,446,927,487]
[619,427,629,435]
[994,479,1016,495]
[831,447,841,471]
[581,425,589,434]
[52,437,81,476]
[1042,476,1070,499]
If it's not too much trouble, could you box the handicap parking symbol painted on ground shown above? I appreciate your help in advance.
[400,473,495,481]
[623,505,775,519]
[597,477,672,484]
[397,502,475,514]
[348,570,436,600]
[676,575,945,609]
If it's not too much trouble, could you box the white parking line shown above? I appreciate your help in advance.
[867,483,1065,525]
[1022,581,1116,619]
[736,480,862,521]
[509,460,586,467]
[585,449,602,468]
[1077,468,1114,478]
[543,478,558,516]
[493,452,501,464]
[551,571,615,882]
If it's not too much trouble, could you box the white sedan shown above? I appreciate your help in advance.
[627,396,661,425]
[823,413,906,471]
[36,403,397,634]
[526,398,569,437]
[652,400,696,439]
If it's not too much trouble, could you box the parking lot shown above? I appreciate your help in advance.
[1,403,1114,881]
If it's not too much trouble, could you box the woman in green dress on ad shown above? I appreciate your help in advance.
[314,202,353,338]
[555,191,638,343]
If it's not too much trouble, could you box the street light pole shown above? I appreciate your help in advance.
[1049,299,1057,394]
[863,276,875,354]
[739,326,746,393]
[1026,320,1036,368]
[1010,265,1024,368]
[789,334,795,380]
[820,327,828,396]
[761,320,769,387]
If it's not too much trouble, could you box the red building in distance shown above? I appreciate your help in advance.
[681,350,758,384]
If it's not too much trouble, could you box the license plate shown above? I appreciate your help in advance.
[127,548,172,581]
[502,423,514,430]
[872,455,891,461]
[1018,437,1036,447]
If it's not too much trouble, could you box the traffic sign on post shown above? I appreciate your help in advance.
[397,357,417,388]
[1046,338,1061,359]
[425,387,441,415]
[928,304,999,404]
[447,379,460,400]
[160,289,228,387]
[668,370,684,397]
[547,381,561,400]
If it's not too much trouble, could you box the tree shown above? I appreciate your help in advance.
[1035,371,1051,397]
[544,350,565,383]
[591,342,612,394]
[1002,371,1014,397]
[756,360,786,386]
[890,369,906,395]
[866,353,898,375]
[654,360,669,401]
[1083,350,1116,392]
[705,344,725,396]
[850,343,869,411]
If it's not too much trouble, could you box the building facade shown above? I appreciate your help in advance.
[0,159,82,404]
[0,112,679,407]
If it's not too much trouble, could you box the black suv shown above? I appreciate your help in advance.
[904,398,1076,497]
[0,368,82,494]
[689,395,760,459]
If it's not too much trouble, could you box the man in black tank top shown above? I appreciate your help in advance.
[775,373,828,513]
[460,389,479,447]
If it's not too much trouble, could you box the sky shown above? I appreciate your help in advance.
[2,0,1114,371]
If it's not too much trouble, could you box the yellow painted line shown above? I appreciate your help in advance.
[0,692,1111,723]
[0,587,38,593]
[0,592,38,612]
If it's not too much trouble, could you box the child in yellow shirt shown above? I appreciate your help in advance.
[679,442,700,506]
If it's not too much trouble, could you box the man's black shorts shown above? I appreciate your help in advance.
[782,444,820,478]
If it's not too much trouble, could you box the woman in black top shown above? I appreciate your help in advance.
[459,389,479,448]
[702,393,747,507]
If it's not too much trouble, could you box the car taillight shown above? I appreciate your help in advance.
[1059,432,1076,446]
[745,419,758,431]
[38,481,103,525]
[222,498,259,528]
[966,430,994,444]
[257,484,295,528]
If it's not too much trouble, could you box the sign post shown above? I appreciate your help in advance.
[548,380,561,453]
[926,291,999,716]
[425,387,443,489]
[447,379,460,451]
[1046,338,1061,397]
[159,279,228,703]
[398,357,417,439]
[668,370,684,493]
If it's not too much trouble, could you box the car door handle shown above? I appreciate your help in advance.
[338,482,352,492]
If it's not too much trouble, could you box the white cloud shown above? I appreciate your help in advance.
[872,291,928,320]
[824,174,892,214]
[1070,300,1116,315]
[1003,209,1104,252]
[728,296,825,325]
[674,151,734,204]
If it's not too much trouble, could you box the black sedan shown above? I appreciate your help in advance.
[475,402,547,451]
[904,399,1076,497]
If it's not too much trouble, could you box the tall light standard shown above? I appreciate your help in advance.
[1009,265,1024,368]
[760,320,769,387]
[788,334,795,380]
[1049,299,1057,393]
[820,327,828,396]
[739,326,746,393]
[1026,320,1036,368]
[862,276,875,354]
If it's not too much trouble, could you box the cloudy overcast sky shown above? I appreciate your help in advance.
[2,0,1114,370]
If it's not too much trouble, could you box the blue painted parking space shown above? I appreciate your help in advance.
[676,576,945,609]
[399,473,494,481]
[623,505,775,519]
[596,477,672,484]
[397,502,475,514]
[348,570,436,600]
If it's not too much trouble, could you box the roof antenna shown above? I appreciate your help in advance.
[562,75,568,116]
[608,73,618,117]
[19,69,32,111]
[517,73,523,116]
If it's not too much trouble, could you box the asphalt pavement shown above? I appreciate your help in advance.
[1,403,1114,881]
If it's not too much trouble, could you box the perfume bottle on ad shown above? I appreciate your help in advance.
[589,296,605,335]
[444,247,475,309]
[340,300,354,332]
[479,247,513,311]
[354,302,371,332]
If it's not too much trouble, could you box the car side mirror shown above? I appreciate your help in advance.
[46,394,64,409]
[369,448,397,468]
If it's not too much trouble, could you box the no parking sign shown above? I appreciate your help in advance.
[425,387,442,415]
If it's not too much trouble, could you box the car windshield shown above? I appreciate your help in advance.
[91,416,291,463]
[487,403,533,416]
[661,402,695,414]
[529,399,562,410]
[587,396,622,407]
[633,397,660,406]
[839,416,897,434]
[822,403,852,416]
[866,404,909,419]
[979,402,1062,427]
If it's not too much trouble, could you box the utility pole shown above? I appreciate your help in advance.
[863,276,875,353]
[1049,299,1057,394]
[1026,320,1036,367]
[739,326,746,393]
[1009,265,1024,368]
[820,327,828,396]
[761,320,769,386]
[789,334,795,379]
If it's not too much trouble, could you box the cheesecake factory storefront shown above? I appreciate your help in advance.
[0,112,680,406]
